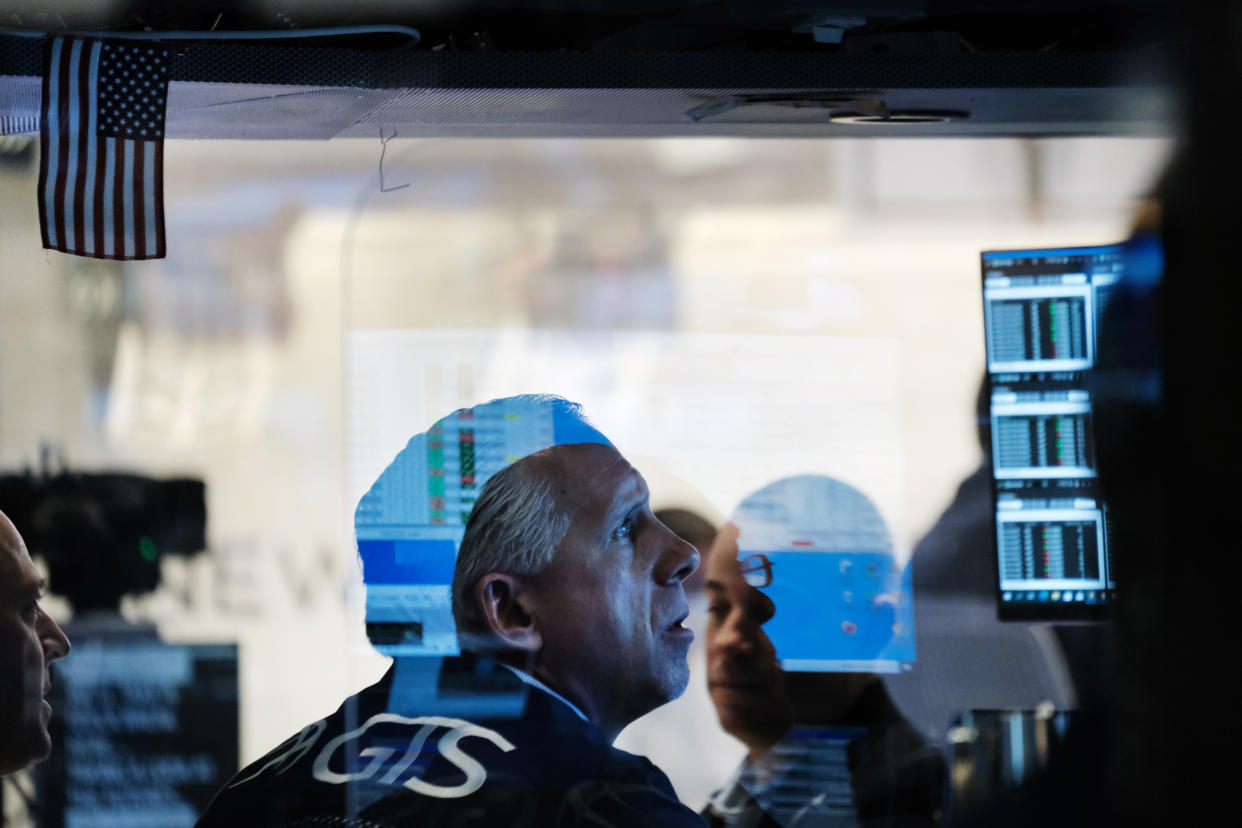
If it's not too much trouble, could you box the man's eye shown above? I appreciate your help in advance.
[22,603,39,621]
[612,520,633,541]
[707,603,730,620]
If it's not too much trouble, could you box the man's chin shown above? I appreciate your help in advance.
[642,660,691,712]
[0,728,53,775]
[709,681,778,705]
[661,661,691,703]
[28,726,53,764]
[711,699,792,747]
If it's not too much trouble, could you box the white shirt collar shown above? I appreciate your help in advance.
[498,662,590,724]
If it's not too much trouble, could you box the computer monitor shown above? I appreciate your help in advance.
[980,245,1120,621]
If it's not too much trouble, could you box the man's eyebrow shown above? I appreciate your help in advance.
[2,574,43,601]
[604,471,647,525]
[704,580,726,594]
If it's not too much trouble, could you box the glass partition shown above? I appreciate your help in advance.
[0,135,1170,825]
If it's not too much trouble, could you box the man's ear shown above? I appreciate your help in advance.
[473,573,542,652]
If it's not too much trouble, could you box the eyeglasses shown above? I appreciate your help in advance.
[739,554,774,588]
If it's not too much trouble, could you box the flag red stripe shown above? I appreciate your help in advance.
[111,135,124,259]
[52,36,73,251]
[72,39,91,255]
[153,141,165,257]
[132,139,146,257]
[93,134,106,256]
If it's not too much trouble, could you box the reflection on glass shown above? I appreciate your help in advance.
[704,476,941,827]
[729,476,914,674]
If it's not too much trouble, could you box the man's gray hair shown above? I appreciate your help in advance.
[451,451,573,633]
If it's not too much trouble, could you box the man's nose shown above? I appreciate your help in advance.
[664,535,700,585]
[38,607,71,662]
[714,609,759,656]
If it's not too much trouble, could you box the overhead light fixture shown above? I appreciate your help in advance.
[829,111,968,125]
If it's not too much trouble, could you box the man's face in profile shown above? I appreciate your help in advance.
[705,522,885,749]
[703,523,791,747]
[0,513,70,776]
[523,444,700,732]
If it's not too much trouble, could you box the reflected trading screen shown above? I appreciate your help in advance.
[981,245,1119,619]
[38,641,239,827]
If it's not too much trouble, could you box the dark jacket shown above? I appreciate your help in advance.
[197,656,706,828]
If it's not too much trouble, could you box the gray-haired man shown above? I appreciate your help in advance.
[198,395,705,827]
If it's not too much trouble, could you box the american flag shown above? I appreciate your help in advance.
[38,35,170,260]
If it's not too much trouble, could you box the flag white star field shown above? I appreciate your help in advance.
[38,36,170,260]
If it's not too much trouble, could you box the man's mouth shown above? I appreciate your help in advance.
[709,677,770,690]
[664,612,693,639]
[708,664,779,693]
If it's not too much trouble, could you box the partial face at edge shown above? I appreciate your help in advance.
[0,512,70,776]
[523,444,700,737]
